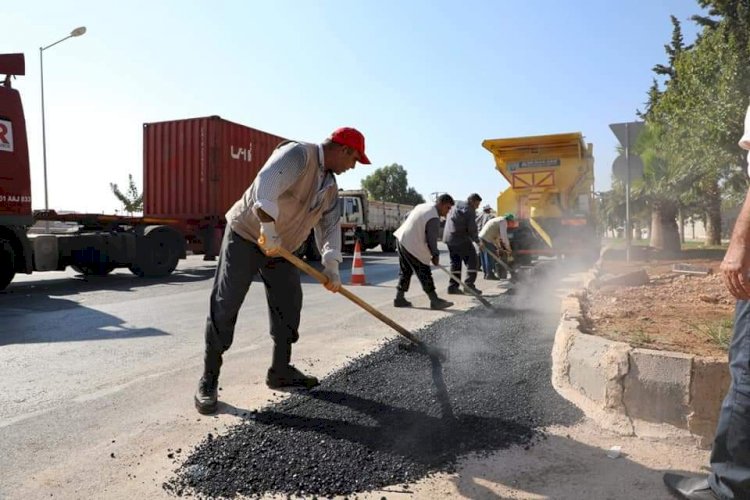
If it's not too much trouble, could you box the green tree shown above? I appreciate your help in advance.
[110,174,143,215]
[656,21,747,244]
[360,164,426,204]
[632,123,696,251]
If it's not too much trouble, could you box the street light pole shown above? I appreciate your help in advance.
[39,26,86,215]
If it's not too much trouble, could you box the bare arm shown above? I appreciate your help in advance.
[721,186,750,299]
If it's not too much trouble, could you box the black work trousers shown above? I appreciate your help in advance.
[447,242,478,290]
[396,242,436,294]
[709,299,750,499]
[203,229,302,375]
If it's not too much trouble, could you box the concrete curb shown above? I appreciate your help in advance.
[552,268,731,448]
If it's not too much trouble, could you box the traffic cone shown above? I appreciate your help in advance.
[350,240,367,285]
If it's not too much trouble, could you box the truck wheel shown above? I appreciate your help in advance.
[130,228,182,278]
[71,263,116,276]
[0,238,16,290]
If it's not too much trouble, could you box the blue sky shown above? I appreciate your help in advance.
[5,0,704,213]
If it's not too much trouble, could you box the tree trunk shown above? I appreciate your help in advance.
[678,207,685,243]
[649,203,681,252]
[705,180,722,246]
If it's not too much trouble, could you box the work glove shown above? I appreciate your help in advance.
[259,222,281,256]
[321,253,342,292]
[431,255,440,266]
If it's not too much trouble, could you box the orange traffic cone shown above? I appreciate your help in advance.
[350,240,367,285]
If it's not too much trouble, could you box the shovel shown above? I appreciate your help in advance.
[267,242,449,362]
[435,264,495,310]
[486,248,516,280]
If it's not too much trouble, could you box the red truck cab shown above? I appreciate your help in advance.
[0,53,32,224]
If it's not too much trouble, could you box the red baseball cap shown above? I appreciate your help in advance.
[330,127,371,164]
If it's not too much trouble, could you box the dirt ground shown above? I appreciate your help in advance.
[581,249,734,358]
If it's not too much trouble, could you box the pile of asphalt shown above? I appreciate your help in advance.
[166,284,583,498]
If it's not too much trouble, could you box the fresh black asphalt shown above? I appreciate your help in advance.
[166,272,584,498]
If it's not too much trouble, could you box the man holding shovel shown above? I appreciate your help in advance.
[478,213,514,280]
[443,193,483,295]
[392,194,455,310]
[194,127,371,415]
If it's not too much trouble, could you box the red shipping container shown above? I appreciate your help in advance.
[143,116,287,220]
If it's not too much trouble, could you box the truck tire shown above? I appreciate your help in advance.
[71,263,117,276]
[0,238,16,290]
[129,227,183,278]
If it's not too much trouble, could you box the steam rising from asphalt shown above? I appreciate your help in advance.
[166,261,584,498]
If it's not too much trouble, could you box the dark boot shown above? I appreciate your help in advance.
[194,371,219,415]
[266,341,319,389]
[428,291,453,310]
[465,283,482,295]
[267,365,320,389]
[393,290,413,308]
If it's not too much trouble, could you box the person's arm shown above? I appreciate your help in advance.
[721,186,750,299]
[499,220,511,250]
[467,210,479,243]
[252,143,307,222]
[425,217,440,264]
[314,190,343,265]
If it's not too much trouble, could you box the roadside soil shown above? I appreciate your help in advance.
[581,248,733,358]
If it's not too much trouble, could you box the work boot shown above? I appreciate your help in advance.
[194,372,219,415]
[447,286,463,295]
[428,291,453,310]
[393,290,413,308]
[465,284,482,295]
[266,365,320,389]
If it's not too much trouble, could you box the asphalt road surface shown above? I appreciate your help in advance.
[0,248,597,499]
[0,247,496,496]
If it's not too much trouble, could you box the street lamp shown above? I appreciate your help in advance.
[39,26,86,214]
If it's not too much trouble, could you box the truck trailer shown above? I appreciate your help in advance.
[0,53,288,290]
[482,132,599,268]
[0,52,405,290]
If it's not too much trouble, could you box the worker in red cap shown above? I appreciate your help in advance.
[195,127,371,415]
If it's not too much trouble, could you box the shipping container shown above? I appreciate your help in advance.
[143,116,287,220]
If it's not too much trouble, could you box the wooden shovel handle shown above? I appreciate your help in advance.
[267,240,425,347]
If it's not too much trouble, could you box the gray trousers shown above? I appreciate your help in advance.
[447,242,478,289]
[203,229,302,375]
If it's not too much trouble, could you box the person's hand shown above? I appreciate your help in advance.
[322,260,341,292]
[321,252,342,292]
[431,255,440,266]
[720,238,750,300]
[259,222,281,256]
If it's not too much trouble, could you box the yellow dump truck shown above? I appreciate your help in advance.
[482,132,599,266]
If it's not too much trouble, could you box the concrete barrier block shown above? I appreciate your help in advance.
[560,296,581,320]
[623,349,693,428]
[551,319,577,389]
[602,345,630,412]
[688,358,732,448]
[567,334,621,404]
